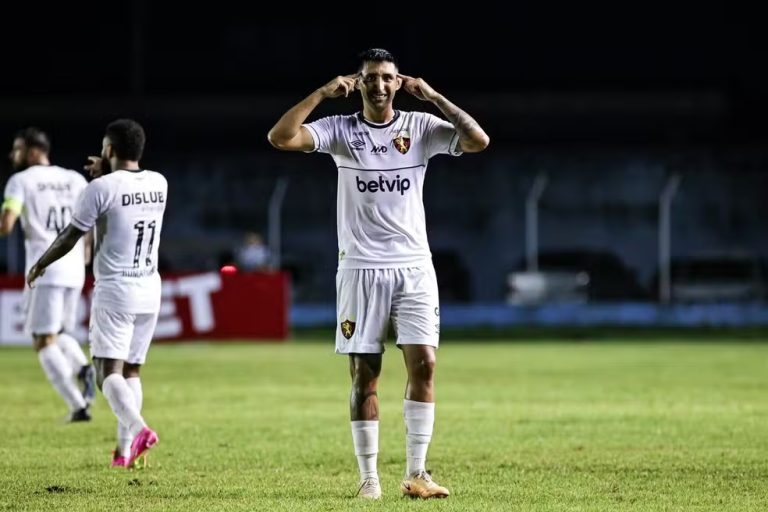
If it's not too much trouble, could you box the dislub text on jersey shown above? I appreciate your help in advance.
[122,191,165,206]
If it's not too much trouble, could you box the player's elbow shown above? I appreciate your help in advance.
[462,134,490,153]
[0,220,13,236]
[475,133,490,152]
[267,130,290,150]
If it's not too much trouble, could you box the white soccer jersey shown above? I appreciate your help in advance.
[70,170,168,314]
[304,110,461,269]
[3,165,88,287]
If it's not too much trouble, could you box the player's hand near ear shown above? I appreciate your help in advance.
[398,74,440,102]
[319,75,360,98]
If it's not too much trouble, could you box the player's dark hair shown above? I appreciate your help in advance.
[358,48,398,71]
[15,127,50,153]
[105,119,145,161]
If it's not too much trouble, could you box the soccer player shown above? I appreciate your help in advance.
[2,128,95,422]
[268,48,489,499]
[27,119,166,468]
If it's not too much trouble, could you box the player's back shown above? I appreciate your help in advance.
[72,169,167,314]
[5,165,87,287]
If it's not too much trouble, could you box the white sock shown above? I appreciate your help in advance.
[404,399,435,476]
[117,422,132,458]
[126,377,143,411]
[102,374,146,437]
[118,377,144,457]
[56,333,88,375]
[351,420,379,480]
[38,344,87,412]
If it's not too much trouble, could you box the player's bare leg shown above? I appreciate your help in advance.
[33,334,89,421]
[400,344,449,499]
[95,358,157,469]
[349,354,382,499]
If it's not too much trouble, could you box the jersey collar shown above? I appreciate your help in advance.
[357,110,401,129]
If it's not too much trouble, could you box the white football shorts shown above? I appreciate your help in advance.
[24,285,81,336]
[335,265,440,354]
[89,305,159,364]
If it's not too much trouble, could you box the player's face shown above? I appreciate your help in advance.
[359,61,400,110]
[8,138,27,171]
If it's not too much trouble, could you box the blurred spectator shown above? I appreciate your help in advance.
[235,231,270,271]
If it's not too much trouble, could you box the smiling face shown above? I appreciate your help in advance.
[358,60,401,114]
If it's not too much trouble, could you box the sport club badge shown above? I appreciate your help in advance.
[340,319,356,339]
[392,130,411,154]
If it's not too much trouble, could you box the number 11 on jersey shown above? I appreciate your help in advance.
[133,220,156,268]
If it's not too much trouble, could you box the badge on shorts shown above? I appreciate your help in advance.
[340,319,356,340]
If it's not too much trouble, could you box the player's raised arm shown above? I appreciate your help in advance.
[398,74,490,153]
[267,75,359,152]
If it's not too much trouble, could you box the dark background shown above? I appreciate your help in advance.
[1,3,764,148]
[1,2,766,304]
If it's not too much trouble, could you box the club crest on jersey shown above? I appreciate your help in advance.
[393,130,411,154]
[340,319,356,340]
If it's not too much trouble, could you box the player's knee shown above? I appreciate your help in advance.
[94,363,107,389]
[408,353,436,382]
[123,363,141,379]
[349,354,382,384]
[93,358,123,389]
[32,334,55,352]
[351,368,378,392]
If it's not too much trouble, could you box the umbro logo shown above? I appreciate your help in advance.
[349,139,365,151]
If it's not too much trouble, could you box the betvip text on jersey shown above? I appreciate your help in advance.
[355,175,411,195]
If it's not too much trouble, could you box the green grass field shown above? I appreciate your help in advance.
[0,338,766,511]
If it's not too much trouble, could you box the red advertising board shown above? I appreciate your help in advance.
[0,271,289,345]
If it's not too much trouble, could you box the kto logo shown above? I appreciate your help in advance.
[370,145,388,154]
[356,175,411,195]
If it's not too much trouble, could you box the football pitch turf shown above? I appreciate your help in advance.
[0,338,766,511]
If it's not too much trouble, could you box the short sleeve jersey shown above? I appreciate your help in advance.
[303,111,460,269]
[3,165,87,287]
[71,170,168,313]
